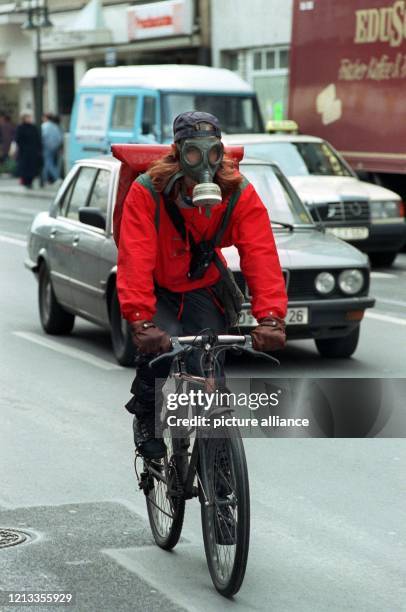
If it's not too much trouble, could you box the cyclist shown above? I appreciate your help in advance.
[117,111,288,460]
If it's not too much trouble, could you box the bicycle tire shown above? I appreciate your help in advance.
[145,434,186,550]
[199,423,250,597]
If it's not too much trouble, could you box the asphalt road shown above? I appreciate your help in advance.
[0,189,405,612]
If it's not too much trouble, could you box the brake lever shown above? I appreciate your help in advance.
[149,338,184,368]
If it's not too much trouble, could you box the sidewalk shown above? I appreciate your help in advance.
[0,175,59,200]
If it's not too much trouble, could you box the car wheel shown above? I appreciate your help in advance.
[369,251,397,267]
[110,288,136,367]
[38,264,75,335]
[315,325,360,359]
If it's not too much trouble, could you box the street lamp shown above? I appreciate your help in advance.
[22,0,53,132]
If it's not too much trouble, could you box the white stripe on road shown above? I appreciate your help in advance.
[377,297,406,308]
[13,331,124,371]
[365,312,406,326]
[0,234,26,247]
[370,272,396,279]
[0,212,33,222]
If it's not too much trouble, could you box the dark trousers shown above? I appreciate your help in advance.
[126,286,227,418]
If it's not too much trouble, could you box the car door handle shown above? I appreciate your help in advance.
[50,229,57,239]
[72,235,80,246]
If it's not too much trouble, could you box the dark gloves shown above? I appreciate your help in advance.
[130,320,171,355]
[251,315,286,352]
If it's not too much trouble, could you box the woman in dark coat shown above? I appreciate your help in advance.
[15,112,42,188]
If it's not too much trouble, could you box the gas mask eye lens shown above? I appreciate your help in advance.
[209,144,222,165]
[184,145,202,166]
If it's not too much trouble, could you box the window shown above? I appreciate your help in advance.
[141,97,156,136]
[279,49,290,69]
[66,167,98,220]
[111,96,138,130]
[58,177,76,217]
[266,51,276,70]
[253,51,262,70]
[88,169,110,215]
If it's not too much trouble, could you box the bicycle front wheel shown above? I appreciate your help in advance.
[199,425,250,597]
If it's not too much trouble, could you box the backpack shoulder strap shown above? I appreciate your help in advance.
[135,173,161,230]
[213,176,249,247]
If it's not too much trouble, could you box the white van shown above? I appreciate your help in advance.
[68,64,264,166]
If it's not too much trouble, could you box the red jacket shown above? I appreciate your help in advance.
[117,180,288,323]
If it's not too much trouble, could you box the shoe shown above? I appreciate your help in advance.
[133,414,167,460]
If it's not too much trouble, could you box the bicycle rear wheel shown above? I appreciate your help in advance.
[199,424,250,597]
[144,431,186,550]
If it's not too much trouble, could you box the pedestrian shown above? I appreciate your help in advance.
[0,113,16,163]
[15,112,42,188]
[116,111,288,461]
[41,113,63,184]
[49,113,64,180]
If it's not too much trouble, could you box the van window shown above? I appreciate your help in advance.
[142,97,156,136]
[162,93,262,139]
[111,96,138,130]
[66,166,98,220]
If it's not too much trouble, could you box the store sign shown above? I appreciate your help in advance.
[127,0,193,40]
[41,29,111,51]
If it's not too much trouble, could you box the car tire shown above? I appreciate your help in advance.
[369,251,397,267]
[315,325,360,359]
[38,264,75,335]
[110,288,136,367]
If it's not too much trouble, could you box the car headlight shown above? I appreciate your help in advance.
[370,200,403,219]
[315,272,335,295]
[338,269,364,295]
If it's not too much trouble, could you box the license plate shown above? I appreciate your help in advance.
[326,226,369,240]
[238,307,309,327]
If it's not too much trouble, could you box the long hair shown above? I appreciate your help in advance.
[147,143,243,199]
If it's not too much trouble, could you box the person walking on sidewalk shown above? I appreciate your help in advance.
[15,112,42,189]
[41,113,63,184]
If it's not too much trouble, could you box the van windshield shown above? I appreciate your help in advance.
[162,93,263,140]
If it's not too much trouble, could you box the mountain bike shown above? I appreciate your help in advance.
[135,333,278,597]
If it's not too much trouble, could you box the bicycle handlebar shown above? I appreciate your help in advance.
[148,334,280,368]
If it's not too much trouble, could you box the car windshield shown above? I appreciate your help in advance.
[162,93,263,140]
[243,141,353,177]
[240,163,314,227]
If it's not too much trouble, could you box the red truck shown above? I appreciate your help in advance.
[289,0,406,198]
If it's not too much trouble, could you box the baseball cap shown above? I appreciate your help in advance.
[173,111,221,142]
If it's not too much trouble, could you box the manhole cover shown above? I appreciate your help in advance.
[0,529,28,549]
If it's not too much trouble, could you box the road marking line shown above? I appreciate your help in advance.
[370,272,396,279]
[377,297,406,308]
[365,312,406,326]
[13,331,124,371]
[0,234,26,247]
[0,212,32,222]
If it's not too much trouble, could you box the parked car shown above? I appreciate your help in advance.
[25,156,375,365]
[224,134,406,267]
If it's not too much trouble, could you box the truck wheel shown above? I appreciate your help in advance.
[369,252,397,267]
[110,288,136,367]
[38,264,75,335]
[315,326,360,359]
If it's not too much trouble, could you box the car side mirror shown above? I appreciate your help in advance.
[79,207,106,230]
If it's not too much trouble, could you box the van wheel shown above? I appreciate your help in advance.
[38,264,75,335]
[369,252,397,267]
[315,326,360,359]
[110,288,136,366]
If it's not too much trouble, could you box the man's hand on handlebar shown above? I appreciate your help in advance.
[130,320,171,354]
[250,315,286,352]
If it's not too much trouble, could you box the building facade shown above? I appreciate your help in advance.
[0,0,211,127]
[211,0,293,124]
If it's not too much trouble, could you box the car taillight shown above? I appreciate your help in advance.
[400,202,406,217]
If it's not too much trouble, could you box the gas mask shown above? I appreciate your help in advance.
[177,136,224,214]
